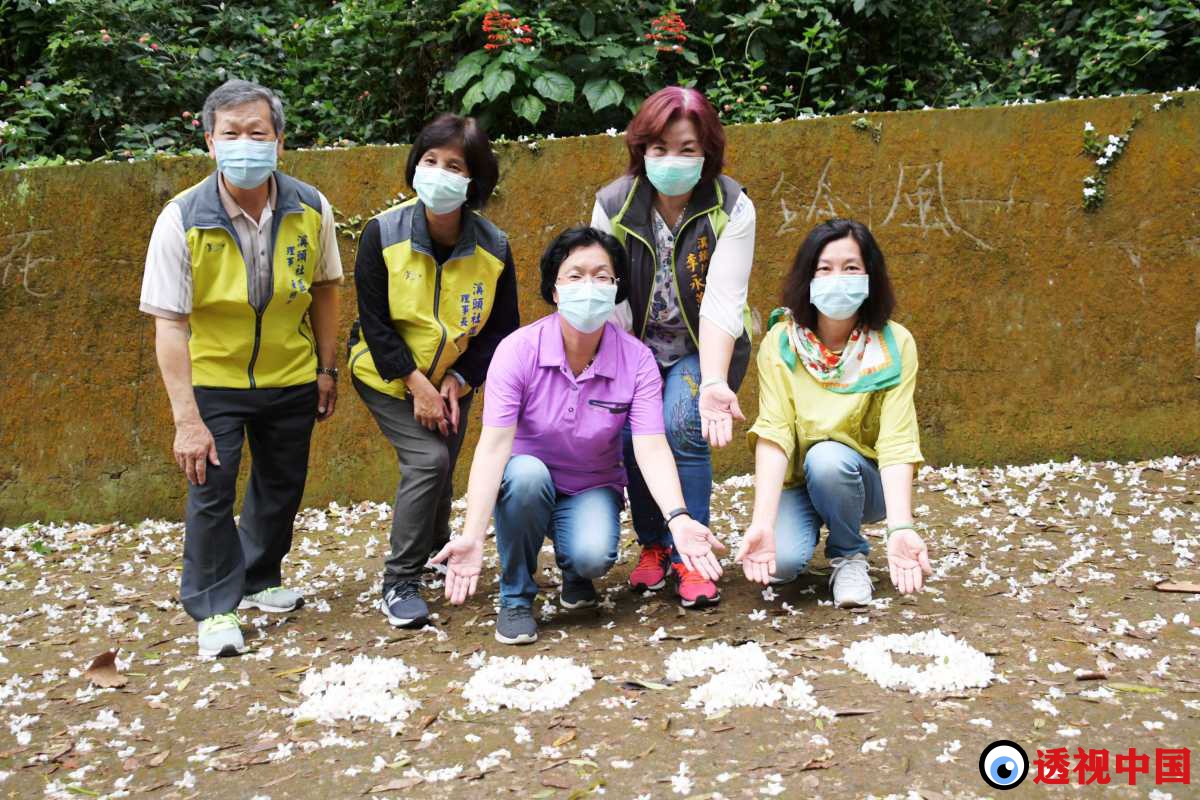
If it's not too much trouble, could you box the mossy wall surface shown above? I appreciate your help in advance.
[2,94,1198,523]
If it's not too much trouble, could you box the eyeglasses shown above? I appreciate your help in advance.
[556,274,619,287]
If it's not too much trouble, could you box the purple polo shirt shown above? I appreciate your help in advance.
[482,313,665,495]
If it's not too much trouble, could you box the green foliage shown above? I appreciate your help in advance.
[2,0,1198,167]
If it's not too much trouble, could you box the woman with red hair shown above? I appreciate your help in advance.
[591,86,756,608]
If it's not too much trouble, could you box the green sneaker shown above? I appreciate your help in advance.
[197,612,246,657]
[239,586,303,613]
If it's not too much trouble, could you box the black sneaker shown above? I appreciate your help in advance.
[380,580,429,628]
[495,605,538,645]
[559,580,598,609]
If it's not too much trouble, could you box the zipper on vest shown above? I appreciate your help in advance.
[427,259,449,378]
[247,309,264,388]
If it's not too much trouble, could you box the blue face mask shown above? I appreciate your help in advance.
[214,139,278,189]
[557,282,617,334]
[810,275,870,320]
[644,155,704,197]
[412,165,471,214]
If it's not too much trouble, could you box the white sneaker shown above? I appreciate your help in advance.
[197,612,247,657]
[830,553,872,608]
[239,586,303,613]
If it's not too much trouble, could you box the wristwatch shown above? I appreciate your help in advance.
[317,366,340,381]
[664,507,692,525]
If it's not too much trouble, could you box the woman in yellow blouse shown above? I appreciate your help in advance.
[735,219,932,605]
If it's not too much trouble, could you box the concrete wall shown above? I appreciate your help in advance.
[1,93,1198,523]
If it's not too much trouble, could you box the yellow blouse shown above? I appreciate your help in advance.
[748,320,923,487]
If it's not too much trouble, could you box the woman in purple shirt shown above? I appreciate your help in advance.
[431,227,726,644]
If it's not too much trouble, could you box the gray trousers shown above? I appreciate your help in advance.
[181,383,317,621]
[354,377,473,586]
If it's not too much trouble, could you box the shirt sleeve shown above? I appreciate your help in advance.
[590,200,613,233]
[627,342,666,435]
[698,192,755,339]
[747,325,798,460]
[452,241,521,387]
[354,218,417,380]
[312,192,344,286]
[480,332,527,428]
[140,203,192,320]
[875,328,924,468]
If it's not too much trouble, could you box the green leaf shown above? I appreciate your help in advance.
[197,47,215,63]
[513,94,545,124]
[480,66,516,101]
[579,10,595,38]
[444,51,488,93]
[583,78,624,112]
[532,71,574,103]
[1109,683,1165,694]
[461,82,487,112]
[682,48,700,66]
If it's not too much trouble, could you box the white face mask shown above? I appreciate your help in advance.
[810,274,869,320]
[412,164,471,214]
[556,282,617,333]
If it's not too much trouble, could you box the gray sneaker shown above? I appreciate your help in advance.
[380,581,429,628]
[239,586,303,613]
[197,612,247,657]
[559,580,598,610]
[495,605,538,645]
[830,553,873,608]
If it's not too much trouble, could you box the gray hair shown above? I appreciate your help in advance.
[202,79,286,135]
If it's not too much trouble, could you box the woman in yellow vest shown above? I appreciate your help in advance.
[591,87,756,609]
[348,114,519,628]
[735,219,933,605]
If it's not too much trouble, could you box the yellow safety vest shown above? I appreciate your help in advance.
[174,171,324,389]
[349,199,507,398]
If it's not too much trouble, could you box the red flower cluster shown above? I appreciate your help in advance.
[645,12,687,52]
[483,11,532,51]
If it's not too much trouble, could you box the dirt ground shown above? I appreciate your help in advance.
[1,455,1197,800]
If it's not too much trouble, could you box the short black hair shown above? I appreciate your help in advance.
[780,218,896,331]
[405,114,498,209]
[538,227,630,305]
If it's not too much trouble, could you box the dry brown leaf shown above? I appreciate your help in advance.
[84,650,127,688]
[540,773,573,789]
[1155,580,1200,593]
[147,749,170,767]
[367,777,424,793]
[552,730,576,747]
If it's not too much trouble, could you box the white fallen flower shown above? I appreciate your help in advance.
[462,656,593,713]
[665,642,828,716]
[293,656,422,732]
[842,630,995,695]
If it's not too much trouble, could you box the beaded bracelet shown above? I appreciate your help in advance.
[883,523,916,546]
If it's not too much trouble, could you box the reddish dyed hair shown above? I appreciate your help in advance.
[625,86,725,185]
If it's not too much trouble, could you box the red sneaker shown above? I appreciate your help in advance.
[670,563,721,608]
[629,544,671,591]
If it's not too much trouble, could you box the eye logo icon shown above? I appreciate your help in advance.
[979,740,1029,790]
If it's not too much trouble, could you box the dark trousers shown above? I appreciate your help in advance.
[181,382,317,621]
[354,377,472,586]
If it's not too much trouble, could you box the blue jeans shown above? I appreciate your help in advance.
[495,455,622,608]
[622,353,709,563]
[773,441,887,582]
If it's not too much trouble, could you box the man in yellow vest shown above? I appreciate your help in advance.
[139,79,342,657]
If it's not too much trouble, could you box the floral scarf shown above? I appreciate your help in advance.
[769,307,902,394]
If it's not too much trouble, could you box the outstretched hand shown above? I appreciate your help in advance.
[734,521,776,585]
[430,536,483,605]
[698,382,746,449]
[669,517,726,581]
[886,529,932,594]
